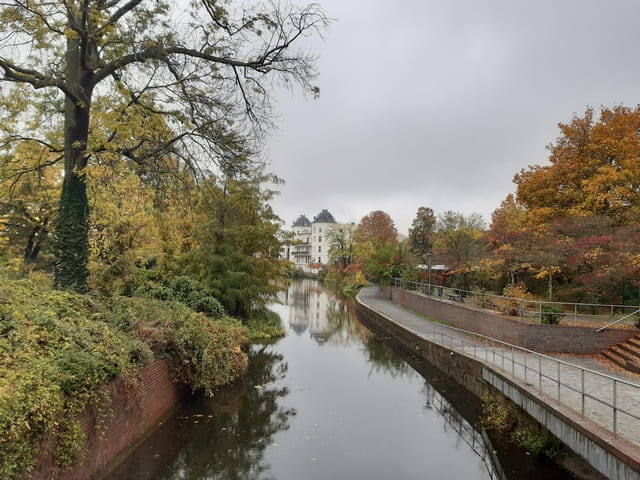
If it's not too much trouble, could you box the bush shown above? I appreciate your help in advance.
[135,275,227,319]
[323,268,368,297]
[191,296,226,319]
[244,308,285,342]
[540,304,564,325]
[496,283,535,317]
[0,277,247,479]
[511,427,564,458]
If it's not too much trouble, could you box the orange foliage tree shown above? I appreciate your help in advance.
[514,105,640,225]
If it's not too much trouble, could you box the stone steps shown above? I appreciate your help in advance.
[600,335,640,374]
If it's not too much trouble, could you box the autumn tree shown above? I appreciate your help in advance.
[545,216,640,303]
[356,210,397,245]
[487,194,529,284]
[0,142,61,264]
[327,223,356,269]
[352,210,403,284]
[181,170,287,318]
[0,0,328,291]
[434,211,486,268]
[515,105,640,226]
[407,206,436,261]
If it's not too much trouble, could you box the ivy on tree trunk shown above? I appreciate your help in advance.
[54,171,89,292]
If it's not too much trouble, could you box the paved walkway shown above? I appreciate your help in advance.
[358,287,640,447]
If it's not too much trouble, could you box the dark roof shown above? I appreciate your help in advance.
[292,215,311,227]
[313,209,336,223]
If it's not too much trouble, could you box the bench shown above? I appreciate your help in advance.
[447,293,464,302]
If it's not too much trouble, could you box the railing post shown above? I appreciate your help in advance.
[539,302,542,323]
[557,362,561,400]
[613,379,618,437]
[538,356,542,391]
[574,303,577,322]
[519,300,524,320]
[581,369,585,417]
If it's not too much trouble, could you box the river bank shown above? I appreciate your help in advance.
[103,278,573,480]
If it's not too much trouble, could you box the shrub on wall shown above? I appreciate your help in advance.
[496,283,535,317]
[540,304,564,325]
[0,278,248,480]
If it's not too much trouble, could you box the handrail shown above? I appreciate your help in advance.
[596,308,640,333]
[358,289,640,443]
[392,278,640,327]
[426,309,640,389]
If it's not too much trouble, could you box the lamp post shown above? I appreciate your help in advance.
[427,249,432,294]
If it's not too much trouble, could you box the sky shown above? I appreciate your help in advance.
[264,0,640,235]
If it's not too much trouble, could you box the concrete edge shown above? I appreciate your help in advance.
[355,289,640,479]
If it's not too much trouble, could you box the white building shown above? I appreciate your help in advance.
[310,209,336,265]
[289,214,312,266]
[285,209,339,270]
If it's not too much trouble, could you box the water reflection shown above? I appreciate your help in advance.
[284,278,371,346]
[361,335,414,378]
[422,383,506,480]
[105,347,294,480]
[106,280,518,480]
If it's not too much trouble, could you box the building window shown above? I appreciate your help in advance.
[318,235,322,243]
[319,227,323,233]
[318,246,321,253]
[318,256,321,263]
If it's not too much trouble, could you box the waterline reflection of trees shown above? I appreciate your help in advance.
[105,346,294,480]
[361,336,415,378]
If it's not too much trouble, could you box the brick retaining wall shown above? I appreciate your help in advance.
[32,360,186,480]
[385,286,637,354]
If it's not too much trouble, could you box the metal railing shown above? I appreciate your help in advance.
[424,383,506,480]
[392,278,640,329]
[419,318,640,443]
[596,309,640,333]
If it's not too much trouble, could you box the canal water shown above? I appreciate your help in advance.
[104,279,572,480]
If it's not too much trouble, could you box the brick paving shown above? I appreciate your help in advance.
[358,287,640,447]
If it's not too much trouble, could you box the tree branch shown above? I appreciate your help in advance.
[0,58,78,102]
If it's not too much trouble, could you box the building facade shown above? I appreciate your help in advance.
[285,209,339,269]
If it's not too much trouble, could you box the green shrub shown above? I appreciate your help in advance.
[511,427,564,458]
[173,314,248,395]
[245,308,285,342]
[191,296,226,319]
[540,304,564,324]
[135,275,227,319]
[0,277,247,480]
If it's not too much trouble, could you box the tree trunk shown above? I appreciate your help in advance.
[53,32,93,292]
[24,226,42,262]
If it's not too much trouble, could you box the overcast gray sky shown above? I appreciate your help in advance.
[265,0,640,235]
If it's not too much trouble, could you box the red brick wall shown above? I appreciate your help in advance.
[385,286,637,354]
[32,360,186,480]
